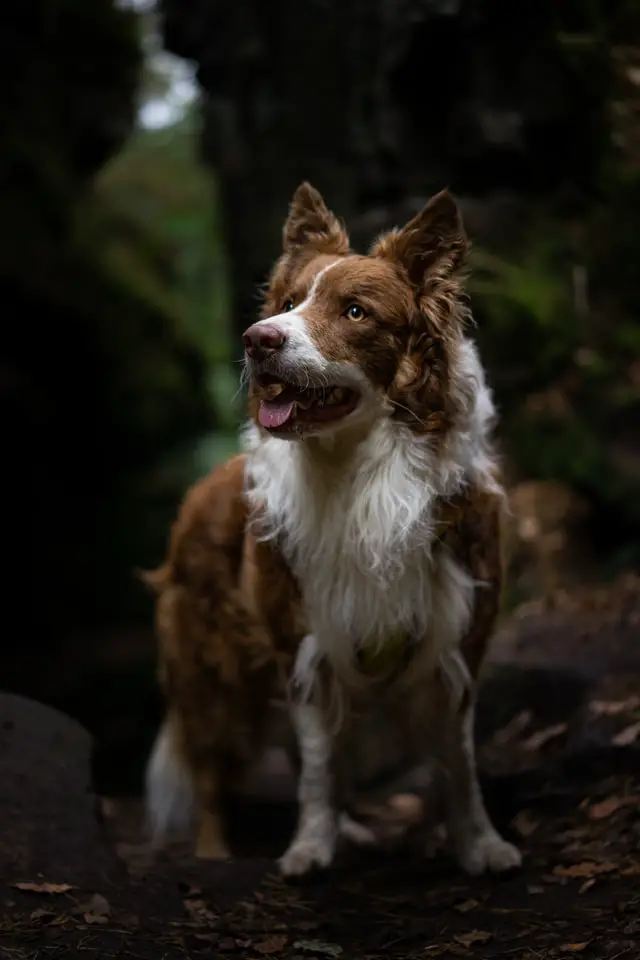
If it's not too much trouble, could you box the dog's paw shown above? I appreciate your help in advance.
[279,835,336,877]
[456,831,522,876]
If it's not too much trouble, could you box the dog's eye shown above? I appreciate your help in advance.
[345,303,366,321]
[282,298,295,313]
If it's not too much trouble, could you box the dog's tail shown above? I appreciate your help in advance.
[145,714,194,844]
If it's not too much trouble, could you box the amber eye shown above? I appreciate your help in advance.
[345,303,366,321]
[282,298,295,313]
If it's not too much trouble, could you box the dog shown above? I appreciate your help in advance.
[144,182,522,878]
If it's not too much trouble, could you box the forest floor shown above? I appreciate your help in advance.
[1,576,639,960]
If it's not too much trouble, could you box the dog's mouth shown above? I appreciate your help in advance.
[253,375,360,433]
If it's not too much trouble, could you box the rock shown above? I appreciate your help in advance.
[0,693,123,888]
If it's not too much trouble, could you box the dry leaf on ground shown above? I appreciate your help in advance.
[293,941,343,957]
[454,899,480,914]
[491,711,533,746]
[10,882,74,894]
[254,935,289,955]
[612,721,640,746]
[454,930,493,947]
[522,723,568,751]
[553,861,618,879]
[84,912,108,925]
[558,943,590,953]
[71,894,111,918]
[588,795,638,820]
[589,697,640,716]
[30,908,56,921]
[579,879,596,894]
[183,898,217,924]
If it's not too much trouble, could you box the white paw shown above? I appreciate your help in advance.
[456,831,522,876]
[279,834,336,877]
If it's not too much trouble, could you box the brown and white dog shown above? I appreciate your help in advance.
[144,183,522,878]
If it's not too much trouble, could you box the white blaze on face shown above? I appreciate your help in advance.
[252,260,342,372]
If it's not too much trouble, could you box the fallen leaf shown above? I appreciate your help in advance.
[553,861,618,879]
[294,940,343,957]
[454,930,493,947]
[579,880,596,894]
[454,899,479,913]
[491,711,533,746]
[512,810,539,837]
[84,913,108,925]
[589,696,640,716]
[559,943,590,953]
[522,723,568,751]
[71,894,111,919]
[183,898,217,924]
[11,882,73,894]
[612,721,640,746]
[30,908,55,921]
[588,796,638,820]
[424,946,467,958]
[254,935,288,955]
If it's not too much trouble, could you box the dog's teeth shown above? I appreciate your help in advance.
[264,382,286,400]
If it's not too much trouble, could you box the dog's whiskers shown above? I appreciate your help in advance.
[388,398,428,428]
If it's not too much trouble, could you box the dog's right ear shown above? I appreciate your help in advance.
[283,182,349,256]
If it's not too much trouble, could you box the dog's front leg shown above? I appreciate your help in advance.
[279,695,339,876]
[280,635,339,877]
[437,693,522,875]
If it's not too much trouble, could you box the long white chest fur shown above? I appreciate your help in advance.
[242,340,500,693]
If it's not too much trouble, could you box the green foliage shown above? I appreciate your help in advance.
[472,174,640,570]
[90,106,231,364]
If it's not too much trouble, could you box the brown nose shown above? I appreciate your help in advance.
[242,322,287,359]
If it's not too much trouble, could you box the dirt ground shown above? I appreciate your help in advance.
[1,577,639,960]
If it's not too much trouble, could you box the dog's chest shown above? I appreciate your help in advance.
[272,470,438,646]
[297,537,432,645]
[246,431,466,651]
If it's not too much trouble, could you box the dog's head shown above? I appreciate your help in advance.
[243,182,470,440]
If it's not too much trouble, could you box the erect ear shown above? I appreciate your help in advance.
[370,190,467,288]
[283,181,350,256]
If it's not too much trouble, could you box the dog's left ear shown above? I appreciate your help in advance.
[283,182,350,257]
[371,190,467,289]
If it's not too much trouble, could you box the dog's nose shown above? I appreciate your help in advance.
[243,323,287,358]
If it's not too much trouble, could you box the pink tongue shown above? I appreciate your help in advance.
[258,399,295,429]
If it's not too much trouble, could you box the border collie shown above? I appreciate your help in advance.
[145,183,521,878]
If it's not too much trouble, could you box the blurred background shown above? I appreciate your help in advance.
[1,0,639,798]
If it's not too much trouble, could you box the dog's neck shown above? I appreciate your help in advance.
[242,338,500,583]
[245,418,455,566]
